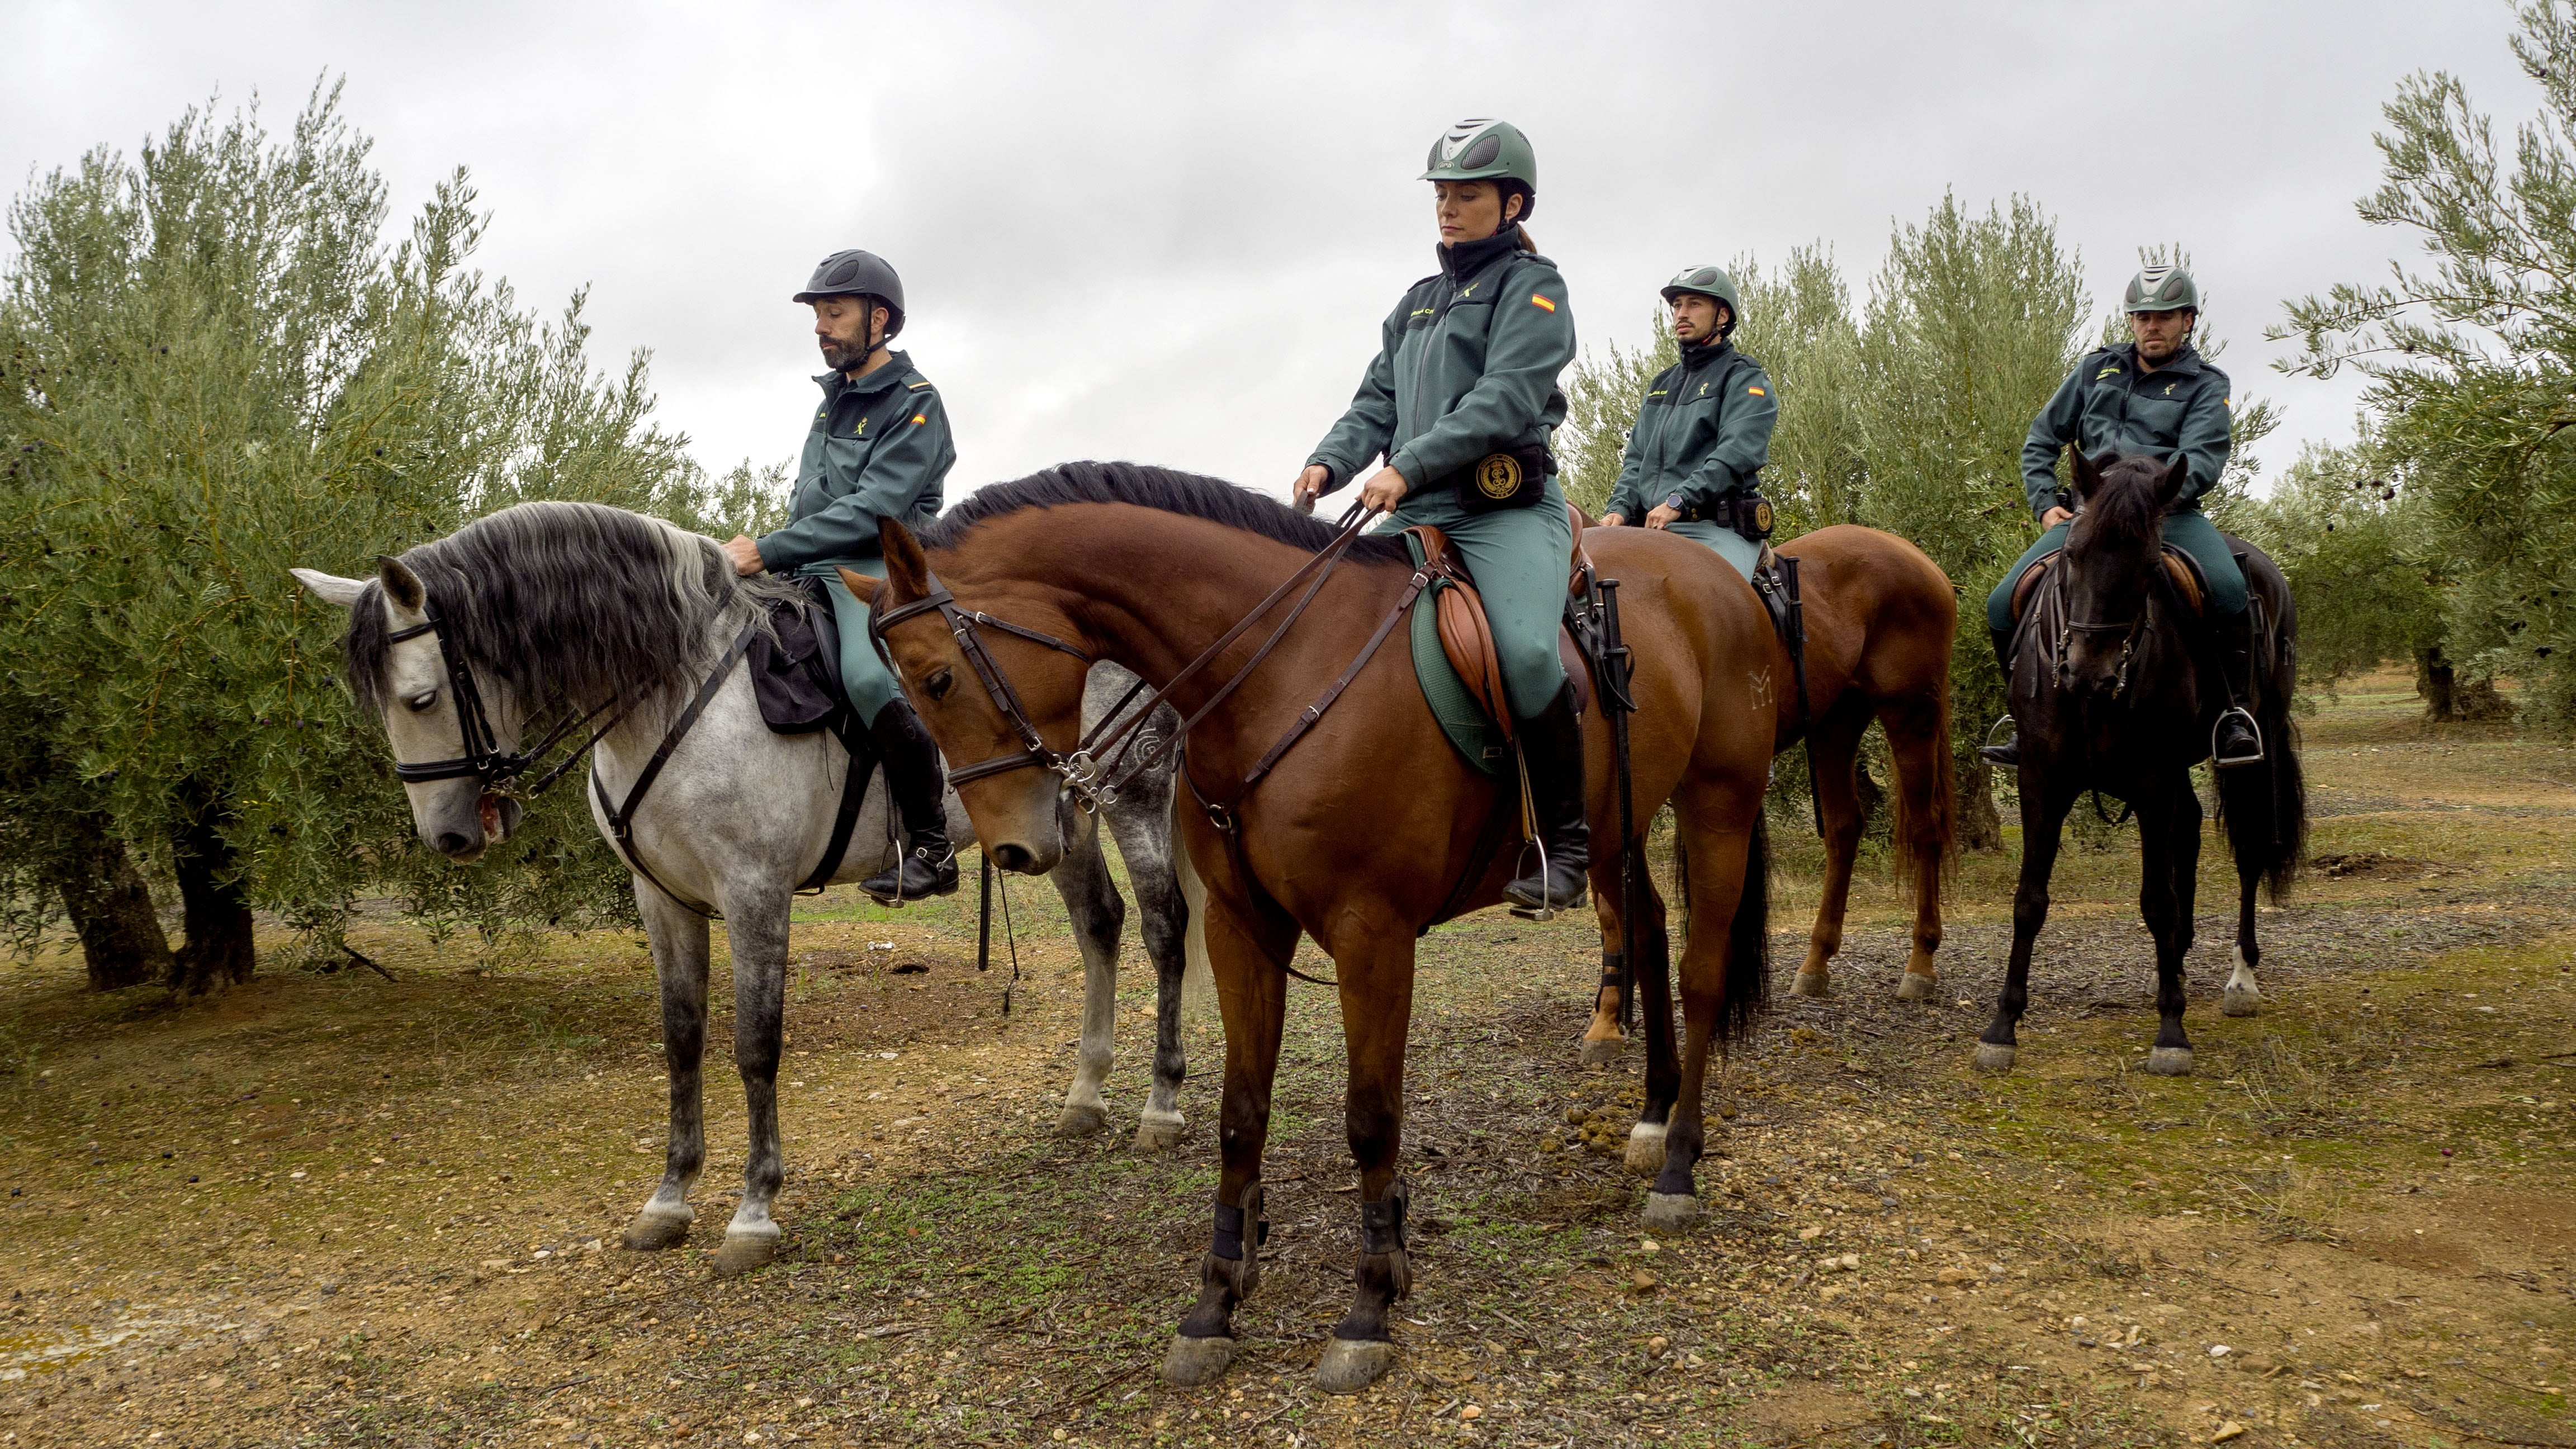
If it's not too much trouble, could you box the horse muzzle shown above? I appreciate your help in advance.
[419,787,522,862]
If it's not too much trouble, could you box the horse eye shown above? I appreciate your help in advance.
[406,689,437,712]
[925,668,954,702]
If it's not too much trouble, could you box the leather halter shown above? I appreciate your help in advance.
[383,597,622,797]
[868,503,1386,815]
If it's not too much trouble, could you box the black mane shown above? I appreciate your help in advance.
[918,461,1412,564]
[342,500,791,722]
[2076,455,2172,557]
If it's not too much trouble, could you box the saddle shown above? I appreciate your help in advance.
[1403,503,1595,741]
[2007,544,2206,628]
[747,584,861,750]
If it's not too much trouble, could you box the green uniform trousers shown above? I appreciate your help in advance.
[1985,508,2247,636]
[1380,475,1573,718]
[814,559,905,728]
[1660,518,1761,581]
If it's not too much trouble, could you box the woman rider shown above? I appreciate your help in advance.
[1291,117,1587,913]
[1597,265,1778,579]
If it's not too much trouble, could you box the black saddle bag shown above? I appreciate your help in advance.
[1447,443,1554,514]
[747,585,857,747]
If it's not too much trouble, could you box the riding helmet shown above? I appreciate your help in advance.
[792,249,907,338]
[2123,264,2199,315]
[1420,118,1538,217]
[1660,264,1742,330]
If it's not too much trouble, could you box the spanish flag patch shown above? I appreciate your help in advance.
[1529,292,1556,312]
[911,414,927,425]
[1748,386,1766,397]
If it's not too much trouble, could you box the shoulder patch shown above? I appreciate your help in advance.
[911,413,928,425]
[1747,385,1765,397]
[908,379,933,390]
[2095,364,2123,380]
[1529,292,1556,312]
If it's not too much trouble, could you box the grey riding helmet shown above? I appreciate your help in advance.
[1660,264,1742,335]
[792,249,906,337]
[2123,264,2199,314]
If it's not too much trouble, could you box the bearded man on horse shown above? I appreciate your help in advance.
[1291,116,1590,915]
[1982,263,2260,770]
[721,249,962,901]
[1597,264,1778,581]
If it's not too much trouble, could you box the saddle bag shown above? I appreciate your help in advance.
[746,586,854,744]
[1698,491,1775,542]
[1447,443,1554,514]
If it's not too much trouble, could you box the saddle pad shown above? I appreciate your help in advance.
[1404,534,1512,775]
[747,590,851,740]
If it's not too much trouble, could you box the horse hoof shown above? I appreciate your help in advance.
[619,1210,693,1252]
[1131,1116,1185,1154]
[1972,1043,2017,1073]
[2144,1047,2194,1076]
[1623,1122,1667,1176]
[711,1230,779,1277]
[2222,986,2261,1018]
[1313,1337,1398,1394]
[1054,1103,1109,1138]
[1578,1036,1626,1068]
[1790,969,1830,999]
[1642,1192,1701,1234]
[1162,1333,1236,1387]
[1893,972,1938,1003]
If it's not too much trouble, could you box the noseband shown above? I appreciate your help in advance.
[383,598,621,797]
[2056,611,2145,699]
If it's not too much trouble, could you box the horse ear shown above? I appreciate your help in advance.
[2153,456,2190,512]
[2068,448,2109,502]
[375,555,425,613]
[291,568,367,609]
[835,569,882,607]
[878,517,931,602]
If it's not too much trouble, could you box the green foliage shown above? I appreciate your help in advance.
[2276,1,2576,727]
[0,83,735,964]
[2231,438,2445,694]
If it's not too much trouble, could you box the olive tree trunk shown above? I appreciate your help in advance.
[51,811,173,991]
[168,804,254,996]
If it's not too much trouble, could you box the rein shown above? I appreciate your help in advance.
[386,599,627,797]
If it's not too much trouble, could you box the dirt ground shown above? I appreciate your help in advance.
[6,667,2576,1447]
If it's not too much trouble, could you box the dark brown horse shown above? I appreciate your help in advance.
[845,463,1774,1394]
[1582,524,1959,1064]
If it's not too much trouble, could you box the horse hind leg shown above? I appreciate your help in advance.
[1046,813,1122,1139]
[623,889,711,1252]
[1881,693,1951,1002]
[1793,709,1869,999]
[713,890,794,1275]
[1110,783,1190,1152]
[2223,855,2263,1017]
[1625,870,1679,1178]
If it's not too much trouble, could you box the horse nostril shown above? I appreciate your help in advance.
[991,843,1035,874]
[434,831,473,855]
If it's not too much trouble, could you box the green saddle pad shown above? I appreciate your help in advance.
[1403,533,1511,776]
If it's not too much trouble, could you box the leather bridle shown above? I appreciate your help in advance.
[383,598,622,798]
[866,503,1386,816]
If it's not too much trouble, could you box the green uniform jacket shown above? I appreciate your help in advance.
[2019,342,2232,519]
[1305,233,1574,493]
[1602,340,1776,522]
[755,351,954,576]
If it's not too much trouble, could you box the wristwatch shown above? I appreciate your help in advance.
[1664,492,1687,514]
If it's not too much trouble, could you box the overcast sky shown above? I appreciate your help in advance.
[2,1,2541,505]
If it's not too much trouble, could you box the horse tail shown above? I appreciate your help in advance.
[1886,681,1960,901]
[1720,813,1771,1044]
[2218,586,2308,902]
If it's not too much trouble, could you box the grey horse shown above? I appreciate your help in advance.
[295,499,1193,1274]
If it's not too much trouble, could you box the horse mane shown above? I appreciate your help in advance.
[918,460,1412,564]
[2076,455,2171,557]
[342,500,792,722]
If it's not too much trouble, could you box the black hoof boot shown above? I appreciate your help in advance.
[1503,683,1590,916]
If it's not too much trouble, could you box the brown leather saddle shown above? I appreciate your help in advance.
[2007,543,2207,627]
[1402,502,1595,742]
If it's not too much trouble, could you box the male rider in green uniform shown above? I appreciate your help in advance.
[1980,264,2260,769]
[721,249,960,900]
[1598,265,1778,578]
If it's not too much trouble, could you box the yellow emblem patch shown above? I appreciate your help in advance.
[911,414,927,424]
[1528,292,1556,312]
[1748,386,1766,396]
[1474,453,1524,500]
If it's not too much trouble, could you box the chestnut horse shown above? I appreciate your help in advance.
[846,463,1774,1394]
[1581,524,1959,1062]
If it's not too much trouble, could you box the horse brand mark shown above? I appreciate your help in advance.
[1474,453,1523,501]
[1748,666,1773,710]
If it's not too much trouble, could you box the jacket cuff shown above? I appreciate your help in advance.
[754,532,804,575]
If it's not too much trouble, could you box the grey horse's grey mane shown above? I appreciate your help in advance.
[341,500,796,722]
[918,460,1412,564]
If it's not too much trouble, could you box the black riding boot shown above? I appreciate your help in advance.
[861,701,960,903]
[1977,626,2022,768]
[1503,682,1592,916]
[2210,610,2264,768]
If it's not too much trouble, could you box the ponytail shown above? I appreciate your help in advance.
[1514,224,1536,253]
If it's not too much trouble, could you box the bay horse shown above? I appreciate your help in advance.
[847,462,1774,1394]
[1580,525,1959,1064]
[1982,450,2305,1074]
[293,501,1194,1277]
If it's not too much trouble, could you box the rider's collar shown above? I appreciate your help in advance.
[1437,226,1522,280]
[1679,337,1733,370]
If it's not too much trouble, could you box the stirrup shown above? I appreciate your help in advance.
[1976,714,2019,768]
[2211,707,2264,768]
[1507,838,1561,922]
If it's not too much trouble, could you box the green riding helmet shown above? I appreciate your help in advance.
[2123,263,2199,315]
[1661,264,1741,336]
[1420,117,1538,216]
[792,248,907,338]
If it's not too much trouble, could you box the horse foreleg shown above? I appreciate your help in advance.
[1793,709,1868,999]
[1580,945,1628,1066]
[1882,694,1950,1001]
[1163,880,1294,1389]
[1046,814,1123,1140]
[623,888,711,1252]
[1117,810,1192,1153]
[712,889,792,1275]
[2138,783,2196,1076]
[1318,930,1420,1395]
[1980,779,2073,1072]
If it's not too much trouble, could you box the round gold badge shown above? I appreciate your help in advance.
[1751,498,1775,534]
[1474,453,1523,500]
